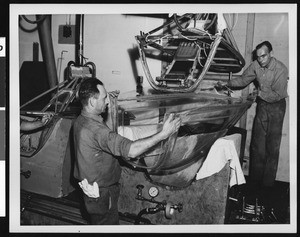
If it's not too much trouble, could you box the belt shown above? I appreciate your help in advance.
[100,182,119,189]
[108,181,119,187]
[257,97,285,104]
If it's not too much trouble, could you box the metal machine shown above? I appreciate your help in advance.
[136,13,245,93]
[19,13,255,224]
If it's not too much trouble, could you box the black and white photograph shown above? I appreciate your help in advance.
[0,37,5,219]
[8,3,297,234]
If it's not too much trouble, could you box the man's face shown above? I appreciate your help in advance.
[94,84,109,114]
[256,45,272,68]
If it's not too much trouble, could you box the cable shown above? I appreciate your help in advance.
[173,13,193,32]
[203,13,217,31]
[21,15,47,24]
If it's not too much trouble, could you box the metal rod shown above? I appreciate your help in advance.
[147,14,191,36]
[20,80,68,109]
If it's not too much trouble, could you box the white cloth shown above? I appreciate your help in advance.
[78,179,99,198]
[196,134,246,187]
[118,125,159,141]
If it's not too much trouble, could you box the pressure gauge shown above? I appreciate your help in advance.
[148,186,159,198]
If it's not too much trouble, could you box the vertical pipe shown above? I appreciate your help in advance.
[80,15,84,65]
[75,14,84,65]
[36,15,58,88]
[240,13,255,129]
[33,42,39,62]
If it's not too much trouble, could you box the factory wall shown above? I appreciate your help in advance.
[19,16,40,67]
[18,13,290,182]
[82,14,163,92]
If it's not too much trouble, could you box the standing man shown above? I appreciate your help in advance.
[217,41,288,189]
[73,77,181,225]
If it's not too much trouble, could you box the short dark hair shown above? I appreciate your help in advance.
[78,77,104,106]
[256,41,273,53]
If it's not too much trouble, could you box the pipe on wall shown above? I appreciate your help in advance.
[240,13,255,129]
[75,14,84,66]
[36,15,58,88]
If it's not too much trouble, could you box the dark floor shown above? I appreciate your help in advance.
[226,176,290,224]
[21,177,290,225]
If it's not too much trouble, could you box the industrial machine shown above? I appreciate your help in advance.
[135,13,245,93]
[19,13,255,225]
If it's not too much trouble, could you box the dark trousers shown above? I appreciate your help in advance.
[83,183,120,225]
[249,98,286,187]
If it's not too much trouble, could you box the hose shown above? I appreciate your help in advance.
[21,15,47,24]
[134,207,161,225]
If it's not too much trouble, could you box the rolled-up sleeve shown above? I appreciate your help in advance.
[228,63,257,88]
[95,126,133,159]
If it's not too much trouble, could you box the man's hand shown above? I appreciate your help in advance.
[215,81,228,89]
[127,113,181,159]
[105,90,120,130]
[107,90,120,109]
[78,179,99,198]
[108,90,120,99]
[161,113,181,139]
[215,81,233,95]
[41,112,53,125]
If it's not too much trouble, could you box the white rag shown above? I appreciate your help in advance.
[196,133,246,187]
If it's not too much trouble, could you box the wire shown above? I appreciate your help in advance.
[180,33,197,41]
[65,14,72,25]
[203,13,217,31]
[21,15,47,24]
[196,45,204,67]
[146,33,172,45]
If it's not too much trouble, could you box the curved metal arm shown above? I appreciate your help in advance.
[137,34,222,93]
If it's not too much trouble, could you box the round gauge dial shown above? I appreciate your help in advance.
[148,186,159,198]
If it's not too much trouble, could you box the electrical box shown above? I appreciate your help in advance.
[58,25,75,44]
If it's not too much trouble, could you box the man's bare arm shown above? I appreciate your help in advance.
[127,113,181,158]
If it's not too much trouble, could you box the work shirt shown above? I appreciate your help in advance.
[228,57,288,103]
[73,110,133,187]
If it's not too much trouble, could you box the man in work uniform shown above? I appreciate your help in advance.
[73,77,181,225]
[218,41,288,189]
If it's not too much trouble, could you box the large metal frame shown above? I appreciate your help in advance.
[136,13,245,93]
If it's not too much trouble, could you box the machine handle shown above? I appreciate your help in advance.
[21,170,31,179]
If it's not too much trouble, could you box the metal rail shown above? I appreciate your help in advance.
[21,190,150,225]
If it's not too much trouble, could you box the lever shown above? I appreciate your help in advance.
[136,184,144,199]
[21,170,31,179]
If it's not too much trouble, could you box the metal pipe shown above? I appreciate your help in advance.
[240,13,255,129]
[75,14,84,65]
[36,15,58,88]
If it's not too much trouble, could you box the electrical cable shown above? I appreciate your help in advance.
[21,15,47,24]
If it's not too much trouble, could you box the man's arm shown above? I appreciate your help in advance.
[127,113,181,159]
[79,113,181,198]
[216,63,256,89]
[20,113,52,131]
